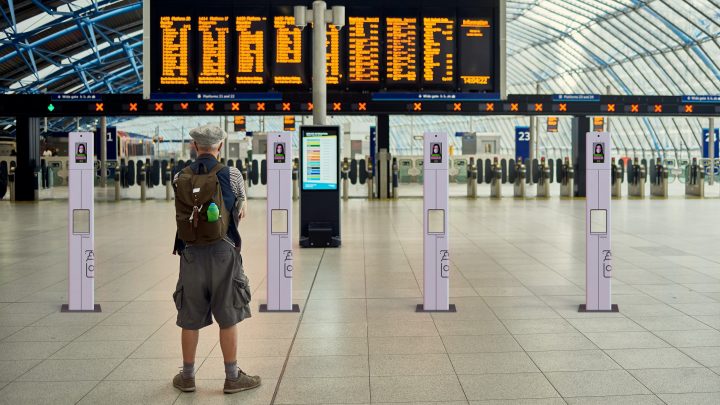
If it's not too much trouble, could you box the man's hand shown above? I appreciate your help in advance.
[239,201,247,220]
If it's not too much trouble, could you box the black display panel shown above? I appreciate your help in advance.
[150,0,502,94]
[458,11,494,91]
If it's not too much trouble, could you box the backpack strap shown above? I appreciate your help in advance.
[208,162,225,176]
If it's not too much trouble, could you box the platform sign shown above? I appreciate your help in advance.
[262,132,298,312]
[64,132,100,313]
[419,132,454,312]
[702,128,719,159]
[581,132,615,313]
[515,126,530,162]
[546,117,558,133]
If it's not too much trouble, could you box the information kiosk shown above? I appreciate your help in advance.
[63,132,101,312]
[261,132,299,312]
[299,126,341,248]
[580,132,617,312]
[418,133,455,312]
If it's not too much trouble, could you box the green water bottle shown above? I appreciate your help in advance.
[207,202,220,223]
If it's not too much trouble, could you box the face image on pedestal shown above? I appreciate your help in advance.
[75,143,87,163]
[274,142,286,163]
[593,142,605,163]
[430,143,442,163]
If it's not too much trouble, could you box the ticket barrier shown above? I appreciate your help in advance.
[650,158,668,198]
[391,157,399,199]
[341,158,350,201]
[611,158,622,198]
[0,162,8,200]
[418,133,454,312]
[8,166,15,201]
[415,159,424,184]
[292,158,300,201]
[513,159,526,198]
[366,157,374,200]
[536,158,551,198]
[628,158,646,198]
[466,157,477,198]
[490,157,502,199]
[453,159,468,184]
[559,157,574,198]
[138,161,147,202]
[165,161,173,201]
[685,158,704,197]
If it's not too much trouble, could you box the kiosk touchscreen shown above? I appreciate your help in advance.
[299,126,341,248]
[261,132,299,312]
[63,132,100,312]
[580,132,616,312]
[418,133,455,312]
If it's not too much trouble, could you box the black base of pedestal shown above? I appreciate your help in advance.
[259,304,300,313]
[61,304,102,313]
[578,304,619,313]
[415,304,457,313]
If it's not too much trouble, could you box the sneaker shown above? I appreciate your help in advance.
[173,372,196,392]
[224,368,261,394]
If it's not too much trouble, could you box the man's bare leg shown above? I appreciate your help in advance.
[181,329,199,364]
[219,325,237,364]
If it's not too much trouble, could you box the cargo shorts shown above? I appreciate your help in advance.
[173,240,252,330]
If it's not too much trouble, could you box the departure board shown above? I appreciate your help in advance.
[159,16,193,85]
[236,16,267,85]
[348,16,380,83]
[273,16,305,85]
[326,25,342,85]
[150,1,503,94]
[386,17,418,85]
[198,16,230,85]
[458,17,493,91]
[422,17,455,86]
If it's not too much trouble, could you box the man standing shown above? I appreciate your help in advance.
[171,124,260,394]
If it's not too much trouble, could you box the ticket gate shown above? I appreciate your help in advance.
[391,157,399,199]
[685,158,704,197]
[366,157,374,200]
[453,159,468,184]
[292,158,300,200]
[611,158,622,198]
[398,159,413,183]
[559,157,574,197]
[415,159,424,183]
[466,157,477,198]
[650,158,668,198]
[341,158,350,201]
[490,157,502,198]
[536,158,551,198]
[628,158,646,198]
[513,159,526,198]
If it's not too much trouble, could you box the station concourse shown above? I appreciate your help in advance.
[2,0,720,404]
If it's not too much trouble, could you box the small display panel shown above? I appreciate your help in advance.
[302,131,338,191]
[428,209,445,234]
[235,16,267,85]
[348,16,381,83]
[386,16,418,85]
[198,16,230,85]
[593,142,605,164]
[273,142,287,163]
[590,209,607,234]
[430,142,443,163]
[75,142,88,163]
[272,15,305,85]
[159,16,193,85]
[458,16,493,91]
[73,209,90,234]
[422,16,455,86]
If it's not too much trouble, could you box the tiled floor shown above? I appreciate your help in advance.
[1,194,720,404]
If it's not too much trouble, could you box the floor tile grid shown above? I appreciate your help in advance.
[445,206,670,402]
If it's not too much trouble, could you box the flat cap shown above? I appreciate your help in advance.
[189,124,227,146]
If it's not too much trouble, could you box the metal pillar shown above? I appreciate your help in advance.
[100,116,107,188]
[14,116,42,201]
[710,118,715,186]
